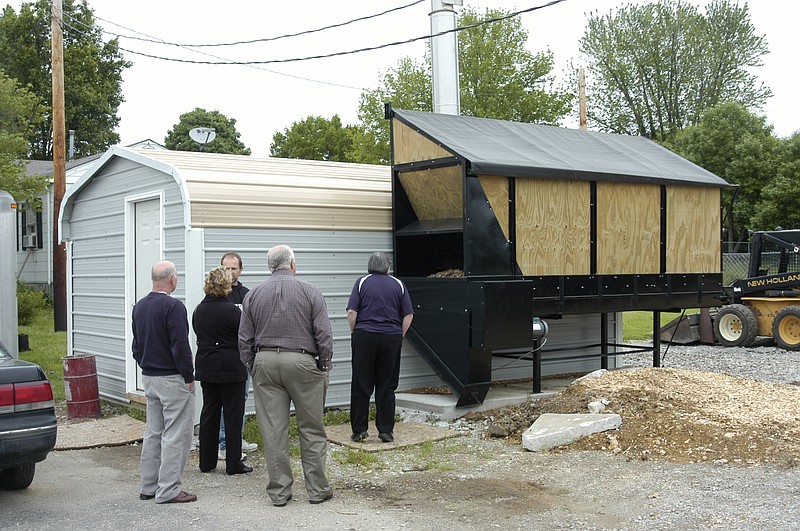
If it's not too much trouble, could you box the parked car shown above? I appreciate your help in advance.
[0,339,57,490]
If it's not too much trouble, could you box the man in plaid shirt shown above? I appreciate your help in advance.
[238,244,334,507]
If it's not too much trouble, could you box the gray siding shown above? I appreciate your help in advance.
[200,228,431,408]
[67,158,185,401]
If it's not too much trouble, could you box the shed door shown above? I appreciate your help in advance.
[134,198,161,391]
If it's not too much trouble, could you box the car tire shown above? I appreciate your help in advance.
[0,463,36,490]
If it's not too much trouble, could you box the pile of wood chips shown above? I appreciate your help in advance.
[471,367,800,466]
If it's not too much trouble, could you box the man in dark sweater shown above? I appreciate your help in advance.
[132,260,197,504]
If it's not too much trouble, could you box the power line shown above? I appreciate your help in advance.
[93,0,426,48]
[59,13,368,92]
[73,1,567,66]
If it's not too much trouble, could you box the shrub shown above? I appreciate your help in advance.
[17,281,49,325]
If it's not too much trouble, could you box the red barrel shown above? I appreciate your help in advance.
[62,354,101,419]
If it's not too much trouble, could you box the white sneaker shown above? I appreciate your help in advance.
[218,450,247,461]
[242,440,258,452]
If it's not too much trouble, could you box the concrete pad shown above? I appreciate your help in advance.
[396,379,570,421]
[522,413,622,452]
[55,415,145,450]
[326,422,461,452]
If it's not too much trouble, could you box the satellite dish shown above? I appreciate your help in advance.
[189,127,216,151]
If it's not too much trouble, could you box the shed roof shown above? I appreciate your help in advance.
[391,108,732,188]
[60,147,392,235]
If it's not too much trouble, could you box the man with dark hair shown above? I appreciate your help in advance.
[132,260,197,504]
[239,244,334,507]
[347,251,414,444]
[218,251,258,460]
[221,251,249,309]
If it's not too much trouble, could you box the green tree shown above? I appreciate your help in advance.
[270,115,357,161]
[751,132,800,231]
[164,108,251,155]
[0,0,130,159]
[0,70,47,203]
[667,101,778,247]
[357,7,573,164]
[579,0,770,141]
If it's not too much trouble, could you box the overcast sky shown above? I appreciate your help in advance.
[13,0,798,156]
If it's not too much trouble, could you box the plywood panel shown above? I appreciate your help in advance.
[479,175,509,240]
[392,119,454,164]
[596,182,660,274]
[516,179,591,276]
[398,166,462,220]
[666,186,721,273]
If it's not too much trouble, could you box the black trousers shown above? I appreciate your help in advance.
[350,330,403,435]
[199,380,246,473]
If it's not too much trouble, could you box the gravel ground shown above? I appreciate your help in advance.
[4,340,800,530]
[619,338,800,385]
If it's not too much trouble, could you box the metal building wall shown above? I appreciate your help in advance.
[66,158,186,402]
[491,313,620,383]
[201,227,441,408]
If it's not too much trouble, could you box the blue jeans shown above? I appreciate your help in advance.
[219,375,250,450]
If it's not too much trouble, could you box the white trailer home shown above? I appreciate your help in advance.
[58,147,618,409]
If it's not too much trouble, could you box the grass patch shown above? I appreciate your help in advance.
[408,440,456,472]
[18,310,67,403]
[622,310,693,341]
[337,447,385,469]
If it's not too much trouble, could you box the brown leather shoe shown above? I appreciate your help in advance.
[160,491,197,504]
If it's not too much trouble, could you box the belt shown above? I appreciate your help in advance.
[259,347,316,356]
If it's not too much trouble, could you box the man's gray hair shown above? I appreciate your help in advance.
[267,245,295,272]
[151,261,176,281]
[367,252,392,274]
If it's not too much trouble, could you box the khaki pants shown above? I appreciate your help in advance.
[252,350,330,504]
[139,374,195,502]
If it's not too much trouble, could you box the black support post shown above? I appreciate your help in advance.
[652,311,661,367]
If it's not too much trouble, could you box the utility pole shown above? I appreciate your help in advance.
[51,0,67,332]
[430,0,462,115]
[579,68,587,131]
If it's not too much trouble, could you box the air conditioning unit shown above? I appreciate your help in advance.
[23,233,37,249]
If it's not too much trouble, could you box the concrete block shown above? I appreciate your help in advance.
[522,413,622,452]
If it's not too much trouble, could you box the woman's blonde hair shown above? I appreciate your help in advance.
[203,265,232,297]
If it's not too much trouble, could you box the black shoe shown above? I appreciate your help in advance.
[274,494,293,507]
[378,432,394,443]
[351,431,368,442]
[139,492,155,500]
[227,464,253,475]
[309,490,334,505]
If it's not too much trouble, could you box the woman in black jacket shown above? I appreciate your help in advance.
[193,266,252,475]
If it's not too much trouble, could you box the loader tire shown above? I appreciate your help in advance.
[713,304,758,347]
[772,305,800,351]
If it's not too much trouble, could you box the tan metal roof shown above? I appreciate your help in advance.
[129,149,392,231]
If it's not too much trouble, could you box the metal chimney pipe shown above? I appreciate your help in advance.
[68,129,75,160]
[430,0,462,115]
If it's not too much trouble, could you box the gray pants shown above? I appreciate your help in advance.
[139,374,195,503]
[252,350,329,504]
